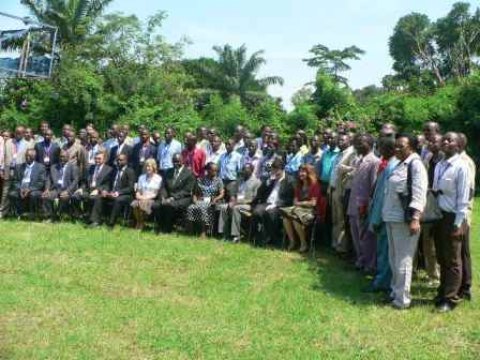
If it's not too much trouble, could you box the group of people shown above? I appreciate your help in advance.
[0,120,475,312]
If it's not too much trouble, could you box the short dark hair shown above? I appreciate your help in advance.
[271,156,285,170]
[396,132,418,151]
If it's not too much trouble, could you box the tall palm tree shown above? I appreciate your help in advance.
[20,0,113,46]
[195,44,284,103]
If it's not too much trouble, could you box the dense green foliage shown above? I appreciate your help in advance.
[0,1,479,153]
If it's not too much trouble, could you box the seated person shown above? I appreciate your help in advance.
[155,153,195,233]
[104,153,136,228]
[252,157,294,247]
[281,164,321,253]
[9,148,46,219]
[218,162,261,242]
[131,158,162,230]
[73,151,113,226]
[186,162,224,238]
[42,150,80,220]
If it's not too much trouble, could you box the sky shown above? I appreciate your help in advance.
[1,0,477,110]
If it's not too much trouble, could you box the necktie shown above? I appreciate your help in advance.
[114,169,122,191]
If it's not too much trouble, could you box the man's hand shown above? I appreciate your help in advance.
[59,191,69,199]
[451,225,464,237]
[409,219,421,236]
[42,190,49,198]
[112,191,119,198]
[101,190,109,198]
[90,189,99,197]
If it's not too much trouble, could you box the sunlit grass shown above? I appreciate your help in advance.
[0,203,478,359]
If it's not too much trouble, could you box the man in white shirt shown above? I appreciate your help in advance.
[433,132,471,312]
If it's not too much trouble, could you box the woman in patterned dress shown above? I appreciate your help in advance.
[131,158,162,230]
[186,162,224,237]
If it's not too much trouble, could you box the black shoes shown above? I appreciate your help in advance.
[436,302,456,313]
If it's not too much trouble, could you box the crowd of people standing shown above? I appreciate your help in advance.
[0,120,475,312]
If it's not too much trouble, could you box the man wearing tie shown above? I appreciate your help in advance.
[105,153,136,228]
[73,151,112,226]
[9,149,46,219]
[42,150,80,220]
[155,153,195,233]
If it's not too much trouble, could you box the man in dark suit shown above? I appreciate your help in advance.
[155,153,194,233]
[104,153,136,228]
[42,150,80,220]
[9,148,46,219]
[108,131,132,167]
[34,129,61,171]
[131,129,157,177]
[73,151,112,226]
[252,156,294,247]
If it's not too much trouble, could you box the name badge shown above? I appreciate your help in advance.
[140,156,145,163]
[57,179,64,186]
[22,178,30,185]
[44,156,50,164]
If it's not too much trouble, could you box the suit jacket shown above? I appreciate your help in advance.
[131,142,157,176]
[4,138,34,170]
[236,176,262,204]
[108,143,133,167]
[86,164,113,192]
[48,162,80,194]
[12,162,46,192]
[34,141,61,166]
[252,175,294,208]
[110,166,136,196]
[160,166,195,201]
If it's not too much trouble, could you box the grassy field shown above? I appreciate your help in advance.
[0,205,479,359]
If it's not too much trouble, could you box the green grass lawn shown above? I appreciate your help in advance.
[1,205,479,359]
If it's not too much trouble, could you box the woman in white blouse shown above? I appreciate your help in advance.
[131,158,162,229]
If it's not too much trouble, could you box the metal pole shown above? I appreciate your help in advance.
[48,27,58,77]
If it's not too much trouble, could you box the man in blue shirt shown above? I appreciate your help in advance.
[219,138,243,202]
[285,138,303,180]
[157,127,182,178]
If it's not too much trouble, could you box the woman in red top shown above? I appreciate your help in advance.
[281,164,321,253]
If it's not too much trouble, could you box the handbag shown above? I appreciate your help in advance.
[398,159,442,223]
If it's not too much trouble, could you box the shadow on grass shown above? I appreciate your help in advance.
[295,247,437,309]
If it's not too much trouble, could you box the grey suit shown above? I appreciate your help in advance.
[8,162,46,217]
[218,175,261,237]
[0,138,34,216]
[43,162,80,218]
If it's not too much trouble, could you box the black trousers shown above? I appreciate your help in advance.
[434,212,465,304]
[8,190,42,217]
[42,190,73,219]
[253,204,282,247]
[72,193,103,223]
[107,195,132,226]
[155,197,191,233]
[223,180,238,202]
[460,224,472,298]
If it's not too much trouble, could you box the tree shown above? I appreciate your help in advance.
[303,44,365,85]
[20,0,113,46]
[434,2,480,78]
[389,13,445,86]
[189,44,284,105]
